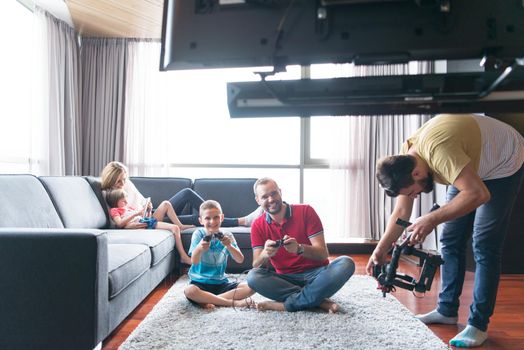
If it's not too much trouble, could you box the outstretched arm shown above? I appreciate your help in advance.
[366,194,414,275]
[283,233,329,260]
[252,242,279,268]
[221,235,244,264]
[112,211,142,229]
[407,164,490,244]
[191,240,210,265]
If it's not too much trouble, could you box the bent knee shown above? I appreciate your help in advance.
[246,268,265,288]
[335,256,355,277]
[160,200,173,208]
[184,285,199,298]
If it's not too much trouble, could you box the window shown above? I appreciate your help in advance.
[0,1,34,173]
[126,47,361,240]
[162,67,302,166]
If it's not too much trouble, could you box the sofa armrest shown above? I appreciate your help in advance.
[0,228,109,350]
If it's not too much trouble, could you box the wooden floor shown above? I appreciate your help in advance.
[102,254,524,350]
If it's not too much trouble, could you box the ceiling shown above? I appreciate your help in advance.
[65,0,163,39]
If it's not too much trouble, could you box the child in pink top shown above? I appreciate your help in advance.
[106,188,191,265]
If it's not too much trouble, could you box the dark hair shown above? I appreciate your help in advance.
[376,155,416,197]
[106,188,127,208]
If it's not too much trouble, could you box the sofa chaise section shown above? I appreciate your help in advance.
[0,175,108,350]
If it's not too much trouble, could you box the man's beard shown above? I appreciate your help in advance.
[267,200,282,215]
[418,172,434,193]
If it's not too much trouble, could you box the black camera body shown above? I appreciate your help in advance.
[373,203,444,297]
[202,231,224,243]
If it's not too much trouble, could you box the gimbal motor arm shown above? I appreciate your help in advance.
[373,203,444,297]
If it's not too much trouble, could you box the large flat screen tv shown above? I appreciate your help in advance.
[160,0,524,71]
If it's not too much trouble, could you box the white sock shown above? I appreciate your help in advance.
[244,206,264,226]
[449,325,488,348]
[415,309,458,324]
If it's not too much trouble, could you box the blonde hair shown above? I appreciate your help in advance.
[100,161,128,190]
[106,188,127,208]
[199,199,222,216]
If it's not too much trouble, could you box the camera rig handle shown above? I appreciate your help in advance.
[373,203,444,297]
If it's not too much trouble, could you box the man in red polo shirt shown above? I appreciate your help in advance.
[247,177,355,312]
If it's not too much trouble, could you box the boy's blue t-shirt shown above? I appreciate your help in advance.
[188,228,238,284]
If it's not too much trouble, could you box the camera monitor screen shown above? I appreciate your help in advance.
[160,0,524,71]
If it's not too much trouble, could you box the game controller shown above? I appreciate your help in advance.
[202,232,224,242]
[271,238,287,248]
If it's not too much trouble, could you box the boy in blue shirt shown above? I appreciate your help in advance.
[184,200,255,309]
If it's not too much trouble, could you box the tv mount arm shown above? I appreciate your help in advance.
[373,203,444,297]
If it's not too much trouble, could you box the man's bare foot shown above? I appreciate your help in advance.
[257,301,285,311]
[199,303,216,309]
[319,299,340,314]
[180,224,195,231]
[233,297,256,308]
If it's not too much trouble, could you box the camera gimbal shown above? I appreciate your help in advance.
[373,203,444,297]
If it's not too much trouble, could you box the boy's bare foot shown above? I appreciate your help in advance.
[180,224,195,231]
[257,301,285,311]
[319,299,340,314]
[199,303,215,310]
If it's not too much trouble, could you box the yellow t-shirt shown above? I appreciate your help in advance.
[401,114,481,185]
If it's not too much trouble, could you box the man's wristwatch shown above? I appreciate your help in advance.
[296,244,305,255]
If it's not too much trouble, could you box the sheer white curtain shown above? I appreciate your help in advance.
[124,40,173,176]
[32,8,81,175]
[324,62,435,240]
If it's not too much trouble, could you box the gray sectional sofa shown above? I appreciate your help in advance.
[0,174,258,350]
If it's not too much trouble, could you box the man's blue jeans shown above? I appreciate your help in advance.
[437,165,524,331]
[246,256,355,311]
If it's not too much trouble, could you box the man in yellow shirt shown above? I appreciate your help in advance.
[366,114,524,348]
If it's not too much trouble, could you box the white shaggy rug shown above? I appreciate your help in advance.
[119,274,449,350]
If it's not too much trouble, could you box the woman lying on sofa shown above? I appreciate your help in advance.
[100,161,263,228]
[105,188,192,265]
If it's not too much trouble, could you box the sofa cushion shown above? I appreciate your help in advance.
[225,227,252,248]
[0,174,63,228]
[193,178,258,218]
[40,176,108,229]
[108,244,151,299]
[106,229,175,266]
[130,177,192,210]
[84,176,113,227]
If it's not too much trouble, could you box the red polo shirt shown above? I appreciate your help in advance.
[251,203,329,274]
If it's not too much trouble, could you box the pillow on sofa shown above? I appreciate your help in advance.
[0,174,63,228]
[40,176,108,229]
[193,178,258,218]
[130,176,193,212]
